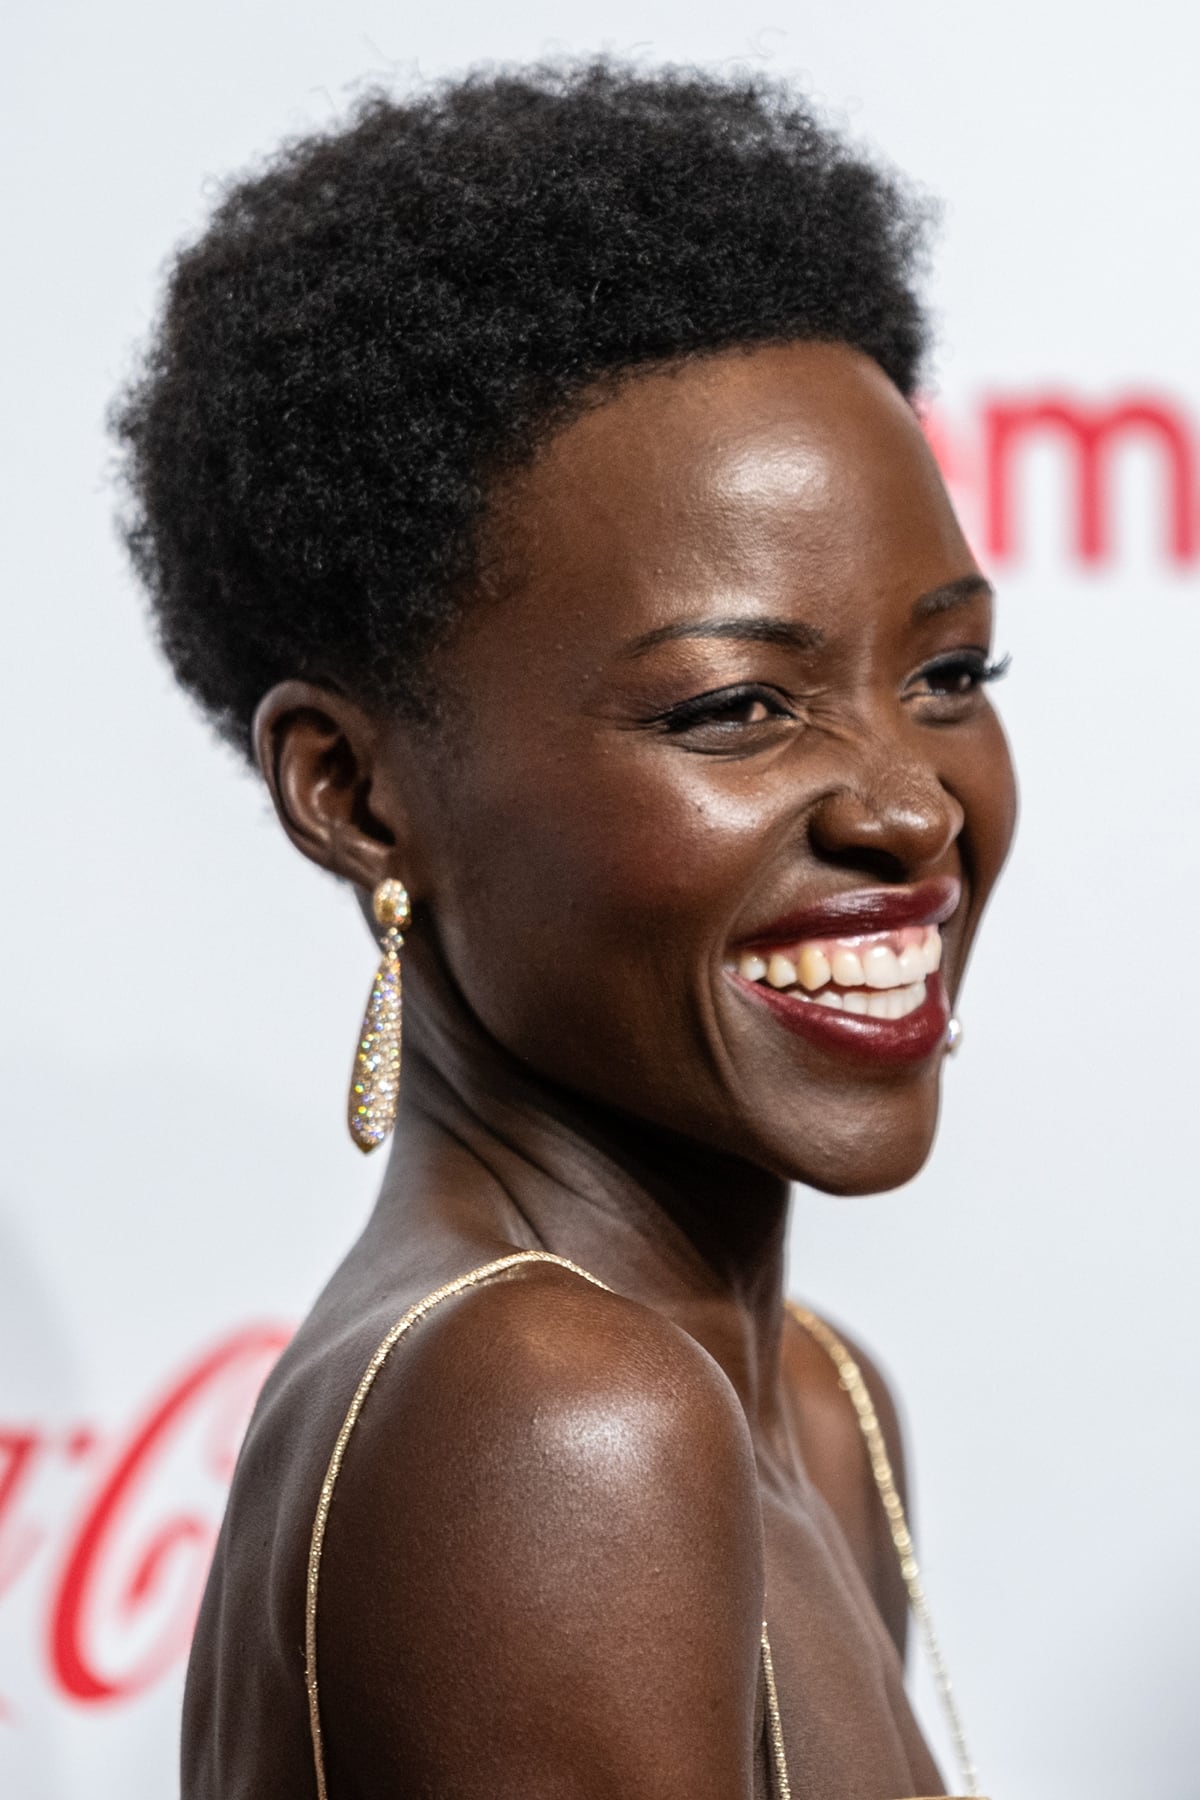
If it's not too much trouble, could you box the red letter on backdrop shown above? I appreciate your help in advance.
[983,395,1197,564]
[48,1326,287,1704]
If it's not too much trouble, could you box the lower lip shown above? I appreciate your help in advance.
[730,972,951,1066]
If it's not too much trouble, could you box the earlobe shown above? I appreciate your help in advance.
[252,681,405,892]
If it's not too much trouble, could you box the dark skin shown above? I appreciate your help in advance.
[183,342,1015,1800]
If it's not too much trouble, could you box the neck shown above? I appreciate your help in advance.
[371,960,793,1433]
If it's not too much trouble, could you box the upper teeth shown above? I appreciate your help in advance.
[736,924,943,994]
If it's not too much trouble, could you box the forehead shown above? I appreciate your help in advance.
[489,340,972,637]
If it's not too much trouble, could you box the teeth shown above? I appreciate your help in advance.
[897,944,926,983]
[862,944,903,990]
[731,924,944,1017]
[798,945,832,991]
[830,948,865,986]
[745,970,929,1019]
[766,953,798,989]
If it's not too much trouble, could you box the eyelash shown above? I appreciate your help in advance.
[653,652,1012,735]
[655,682,792,733]
[915,649,1012,697]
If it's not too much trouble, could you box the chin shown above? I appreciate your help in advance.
[795,1157,929,1199]
[763,1083,943,1197]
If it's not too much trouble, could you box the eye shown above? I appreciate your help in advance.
[652,682,796,748]
[908,649,1011,707]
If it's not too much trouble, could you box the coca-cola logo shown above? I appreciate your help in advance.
[0,1325,288,1721]
[926,388,1198,566]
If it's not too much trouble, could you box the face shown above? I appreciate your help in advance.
[359,343,1015,1194]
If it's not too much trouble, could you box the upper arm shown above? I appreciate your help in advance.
[314,1269,766,1800]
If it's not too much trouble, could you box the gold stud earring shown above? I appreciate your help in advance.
[347,878,411,1153]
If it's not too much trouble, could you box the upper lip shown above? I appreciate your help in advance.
[735,875,962,947]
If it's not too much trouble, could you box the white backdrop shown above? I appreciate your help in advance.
[3,4,1198,1797]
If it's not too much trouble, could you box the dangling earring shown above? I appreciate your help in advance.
[347,878,411,1153]
[945,1015,963,1057]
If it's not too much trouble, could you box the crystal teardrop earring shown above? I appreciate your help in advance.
[347,878,411,1153]
[945,1015,963,1056]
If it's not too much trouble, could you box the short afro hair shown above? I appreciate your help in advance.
[114,59,934,760]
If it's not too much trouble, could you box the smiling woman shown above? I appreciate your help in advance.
[114,59,1014,1800]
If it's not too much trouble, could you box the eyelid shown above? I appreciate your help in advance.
[920,644,990,666]
[653,680,793,730]
[912,646,1010,678]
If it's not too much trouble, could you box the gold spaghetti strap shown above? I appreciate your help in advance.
[760,1621,792,1800]
[786,1301,983,1800]
[304,1250,611,1800]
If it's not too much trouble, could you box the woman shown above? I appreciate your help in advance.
[117,62,1015,1800]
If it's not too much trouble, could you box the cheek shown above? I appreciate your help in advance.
[945,711,1017,998]
[447,744,771,947]
[963,712,1019,889]
[423,744,773,1085]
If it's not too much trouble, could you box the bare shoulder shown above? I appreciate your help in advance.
[363,1257,759,1469]
[782,1303,910,1655]
[313,1262,765,1800]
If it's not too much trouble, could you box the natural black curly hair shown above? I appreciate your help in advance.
[114,59,934,760]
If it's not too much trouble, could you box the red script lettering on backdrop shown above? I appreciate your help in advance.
[0,1325,289,1716]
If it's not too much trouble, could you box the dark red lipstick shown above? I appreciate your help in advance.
[734,970,952,1065]
[736,875,960,950]
[727,875,960,1066]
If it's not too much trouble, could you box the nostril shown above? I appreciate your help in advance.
[815,840,912,883]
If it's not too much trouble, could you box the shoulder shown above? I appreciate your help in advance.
[380,1255,757,1462]
[782,1303,910,1654]
[331,1257,761,1553]
[311,1260,765,1797]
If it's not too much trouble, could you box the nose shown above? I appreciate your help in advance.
[806,750,964,881]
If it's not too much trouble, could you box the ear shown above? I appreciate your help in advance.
[252,681,411,894]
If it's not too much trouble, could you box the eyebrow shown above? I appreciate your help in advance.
[621,615,826,657]
[620,574,995,660]
[911,574,995,620]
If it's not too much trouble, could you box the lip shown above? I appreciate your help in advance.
[735,874,961,950]
[732,969,952,1066]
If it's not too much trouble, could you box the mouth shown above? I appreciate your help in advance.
[725,877,958,1065]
